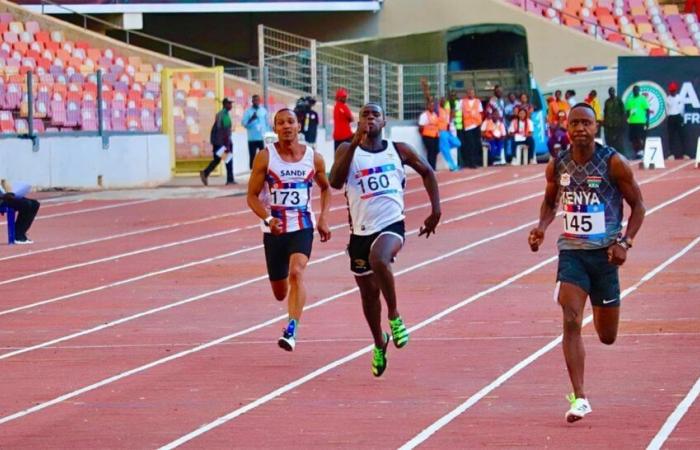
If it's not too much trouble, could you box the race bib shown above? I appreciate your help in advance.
[269,182,310,208]
[355,164,399,199]
[563,204,606,238]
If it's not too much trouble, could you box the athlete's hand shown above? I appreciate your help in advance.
[608,244,627,266]
[418,211,441,238]
[528,227,544,252]
[351,122,368,147]
[317,216,331,242]
[269,217,284,236]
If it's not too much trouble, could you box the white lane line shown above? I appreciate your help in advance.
[0,171,496,261]
[400,235,700,450]
[6,331,698,351]
[646,376,700,450]
[0,190,543,357]
[0,199,155,226]
[0,228,241,286]
[0,173,536,287]
[0,168,689,427]
[158,183,700,449]
[0,198,550,424]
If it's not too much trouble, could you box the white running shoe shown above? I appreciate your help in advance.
[14,238,34,245]
[565,393,592,423]
[278,332,295,352]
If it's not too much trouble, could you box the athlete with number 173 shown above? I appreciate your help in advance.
[247,109,332,352]
[528,103,646,422]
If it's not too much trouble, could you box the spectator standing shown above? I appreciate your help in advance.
[585,90,603,136]
[666,81,687,159]
[418,100,441,170]
[241,94,269,170]
[548,90,570,129]
[333,88,354,150]
[201,97,235,186]
[460,87,484,169]
[565,89,578,107]
[625,85,650,159]
[603,87,625,154]
[301,97,320,149]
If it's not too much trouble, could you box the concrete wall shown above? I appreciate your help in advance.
[0,134,171,189]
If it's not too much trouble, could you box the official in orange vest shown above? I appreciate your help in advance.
[547,90,570,128]
[459,88,483,168]
[481,110,507,165]
[418,100,440,169]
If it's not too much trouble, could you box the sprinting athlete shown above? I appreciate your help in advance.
[528,103,645,422]
[247,109,332,351]
[329,103,441,377]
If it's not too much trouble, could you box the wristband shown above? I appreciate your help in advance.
[264,216,274,227]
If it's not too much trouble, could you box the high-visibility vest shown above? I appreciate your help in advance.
[421,111,439,138]
[453,100,463,130]
[437,107,449,131]
[462,98,483,130]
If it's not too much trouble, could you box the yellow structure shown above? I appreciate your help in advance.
[161,66,225,175]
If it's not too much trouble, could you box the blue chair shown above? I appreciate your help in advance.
[0,204,16,245]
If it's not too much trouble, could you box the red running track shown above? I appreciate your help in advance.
[0,161,697,449]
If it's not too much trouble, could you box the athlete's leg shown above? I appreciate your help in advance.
[592,306,619,345]
[287,252,309,322]
[356,274,384,348]
[368,234,403,320]
[270,279,288,301]
[558,281,589,399]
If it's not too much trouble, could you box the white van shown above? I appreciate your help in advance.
[543,68,618,99]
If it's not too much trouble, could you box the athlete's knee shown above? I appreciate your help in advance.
[368,252,391,271]
[288,264,305,284]
[561,305,583,333]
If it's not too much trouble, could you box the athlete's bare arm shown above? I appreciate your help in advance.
[329,123,368,189]
[607,153,646,265]
[395,142,441,238]
[313,151,332,242]
[529,159,559,251]
[246,149,283,235]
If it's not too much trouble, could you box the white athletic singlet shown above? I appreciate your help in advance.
[259,144,316,233]
[345,141,406,235]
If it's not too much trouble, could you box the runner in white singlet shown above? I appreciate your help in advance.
[329,103,442,377]
[247,109,332,352]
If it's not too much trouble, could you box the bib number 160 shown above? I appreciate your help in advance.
[359,174,390,194]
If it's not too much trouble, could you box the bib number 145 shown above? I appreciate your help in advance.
[563,211,605,236]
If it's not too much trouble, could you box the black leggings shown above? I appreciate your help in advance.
[2,197,40,240]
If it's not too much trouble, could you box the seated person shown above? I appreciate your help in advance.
[547,111,570,159]
[481,110,507,165]
[1,183,40,244]
[508,107,536,163]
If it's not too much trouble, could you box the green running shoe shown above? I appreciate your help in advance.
[371,332,390,377]
[389,316,409,348]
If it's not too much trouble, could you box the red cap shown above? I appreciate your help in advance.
[668,82,679,92]
[336,88,348,99]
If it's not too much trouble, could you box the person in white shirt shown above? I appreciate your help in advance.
[508,107,536,163]
[665,82,687,159]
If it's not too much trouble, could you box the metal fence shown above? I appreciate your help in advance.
[260,26,447,121]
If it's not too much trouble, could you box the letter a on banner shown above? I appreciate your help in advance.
[642,137,665,169]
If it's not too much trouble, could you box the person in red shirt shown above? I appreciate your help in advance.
[333,88,354,150]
